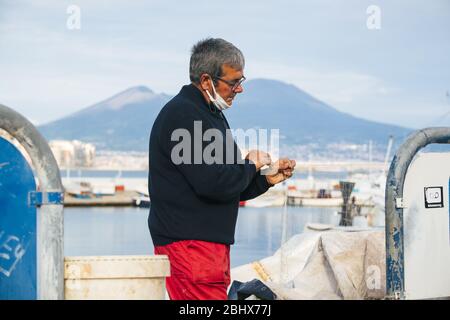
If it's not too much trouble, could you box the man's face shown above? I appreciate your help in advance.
[212,64,244,106]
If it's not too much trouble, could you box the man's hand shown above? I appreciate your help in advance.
[265,158,296,186]
[245,150,272,171]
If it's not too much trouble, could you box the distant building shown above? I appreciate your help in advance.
[49,140,95,168]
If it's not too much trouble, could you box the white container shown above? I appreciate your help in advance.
[64,255,170,300]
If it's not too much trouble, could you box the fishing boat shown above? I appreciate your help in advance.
[133,195,150,208]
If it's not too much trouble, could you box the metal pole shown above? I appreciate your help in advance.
[385,127,450,299]
[0,104,64,300]
[339,181,355,226]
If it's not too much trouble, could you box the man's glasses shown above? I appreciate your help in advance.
[213,76,246,91]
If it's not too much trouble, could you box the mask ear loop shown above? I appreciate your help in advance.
[206,77,219,113]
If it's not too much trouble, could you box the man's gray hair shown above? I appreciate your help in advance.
[189,38,245,84]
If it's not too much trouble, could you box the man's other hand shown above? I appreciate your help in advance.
[245,150,272,171]
[265,158,296,186]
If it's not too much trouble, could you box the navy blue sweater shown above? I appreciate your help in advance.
[148,84,272,246]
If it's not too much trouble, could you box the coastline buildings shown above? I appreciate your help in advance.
[49,140,95,168]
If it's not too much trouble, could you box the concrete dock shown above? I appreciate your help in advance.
[64,190,139,207]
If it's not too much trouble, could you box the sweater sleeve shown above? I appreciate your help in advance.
[178,159,257,202]
[240,174,273,201]
[160,103,257,202]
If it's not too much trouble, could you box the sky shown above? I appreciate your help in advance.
[0,0,449,128]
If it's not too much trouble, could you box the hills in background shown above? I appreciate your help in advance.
[38,79,411,159]
[39,86,171,151]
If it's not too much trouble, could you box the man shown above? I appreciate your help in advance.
[148,38,296,300]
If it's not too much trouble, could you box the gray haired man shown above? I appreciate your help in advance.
[149,38,295,300]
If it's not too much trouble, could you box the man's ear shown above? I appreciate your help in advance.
[199,74,211,91]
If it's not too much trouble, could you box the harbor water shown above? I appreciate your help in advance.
[64,206,339,268]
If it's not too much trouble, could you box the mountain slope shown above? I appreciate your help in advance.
[225,79,409,145]
[39,86,171,150]
[38,79,411,151]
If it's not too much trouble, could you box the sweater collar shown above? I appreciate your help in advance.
[180,83,224,118]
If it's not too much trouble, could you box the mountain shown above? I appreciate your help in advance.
[225,79,409,146]
[38,79,411,152]
[39,86,171,150]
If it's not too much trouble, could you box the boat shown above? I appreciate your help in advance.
[133,195,150,208]
[245,194,286,207]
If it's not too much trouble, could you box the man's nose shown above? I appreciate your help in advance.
[234,84,244,94]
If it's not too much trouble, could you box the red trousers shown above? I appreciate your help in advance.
[154,240,231,300]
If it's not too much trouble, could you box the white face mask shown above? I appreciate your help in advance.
[205,79,231,111]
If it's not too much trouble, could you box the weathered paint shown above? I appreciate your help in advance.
[28,191,64,206]
[403,153,450,299]
[64,255,170,300]
[0,104,64,300]
[0,138,37,299]
[385,127,450,299]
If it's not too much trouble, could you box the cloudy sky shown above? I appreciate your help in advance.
[0,0,449,128]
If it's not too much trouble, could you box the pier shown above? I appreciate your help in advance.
[286,196,374,208]
[64,190,140,207]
